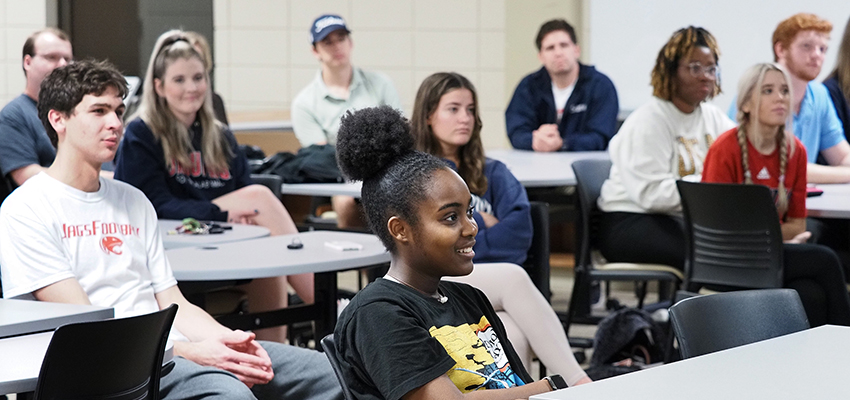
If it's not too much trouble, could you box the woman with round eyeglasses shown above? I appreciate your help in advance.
[115,30,311,342]
[596,26,735,272]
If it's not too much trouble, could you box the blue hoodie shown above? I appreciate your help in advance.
[446,158,532,265]
[506,64,619,151]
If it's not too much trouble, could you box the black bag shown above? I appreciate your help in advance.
[253,144,343,183]
[586,308,666,380]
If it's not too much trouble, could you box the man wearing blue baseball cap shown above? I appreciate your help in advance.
[291,14,401,228]
[292,14,401,147]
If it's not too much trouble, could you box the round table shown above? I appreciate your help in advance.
[158,219,270,250]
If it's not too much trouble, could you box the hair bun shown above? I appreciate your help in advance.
[336,106,413,182]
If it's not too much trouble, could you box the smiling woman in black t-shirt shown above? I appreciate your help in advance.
[333,106,565,400]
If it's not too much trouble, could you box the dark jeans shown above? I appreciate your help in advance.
[783,244,850,327]
[597,211,686,270]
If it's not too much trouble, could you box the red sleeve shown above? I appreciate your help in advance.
[702,129,742,184]
[787,139,808,219]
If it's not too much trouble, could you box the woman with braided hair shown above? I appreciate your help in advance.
[596,26,735,271]
[703,63,809,242]
[702,63,850,327]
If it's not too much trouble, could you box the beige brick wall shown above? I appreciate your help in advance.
[213,0,517,148]
[0,0,47,105]
[0,0,584,150]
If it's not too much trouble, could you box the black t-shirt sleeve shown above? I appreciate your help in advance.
[340,301,456,400]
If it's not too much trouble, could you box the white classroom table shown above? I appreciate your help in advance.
[158,219,270,250]
[167,230,388,281]
[0,299,114,338]
[486,149,609,187]
[0,300,114,394]
[531,325,848,399]
[278,149,610,198]
[167,230,390,338]
[280,181,362,198]
[806,183,850,219]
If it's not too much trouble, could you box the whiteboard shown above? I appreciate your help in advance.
[588,1,850,113]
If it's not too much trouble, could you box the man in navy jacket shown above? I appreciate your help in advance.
[506,19,619,152]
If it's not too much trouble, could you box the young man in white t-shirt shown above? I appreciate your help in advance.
[0,60,342,400]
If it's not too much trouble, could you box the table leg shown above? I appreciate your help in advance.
[313,271,338,341]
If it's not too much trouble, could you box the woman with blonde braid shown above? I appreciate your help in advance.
[702,63,850,326]
[703,63,808,242]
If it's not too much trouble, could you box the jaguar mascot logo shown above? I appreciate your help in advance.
[100,236,123,255]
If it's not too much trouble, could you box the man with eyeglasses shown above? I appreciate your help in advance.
[506,19,619,152]
[729,13,850,184]
[0,28,73,190]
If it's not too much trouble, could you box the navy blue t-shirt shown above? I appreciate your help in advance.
[0,94,56,186]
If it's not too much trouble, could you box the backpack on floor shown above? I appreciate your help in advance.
[586,308,666,380]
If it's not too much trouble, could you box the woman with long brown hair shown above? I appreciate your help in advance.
[411,72,590,386]
[115,30,312,342]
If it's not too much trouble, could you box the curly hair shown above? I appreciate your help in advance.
[772,13,832,61]
[336,106,448,253]
[410,72,487,196]
[651,26,721,101]
[37,59,128,148]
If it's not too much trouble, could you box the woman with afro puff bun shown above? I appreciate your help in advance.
[332,106,570,399]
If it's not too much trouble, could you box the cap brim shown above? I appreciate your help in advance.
[312,27,351,43]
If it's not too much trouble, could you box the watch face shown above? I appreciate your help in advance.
[550,374,568,390]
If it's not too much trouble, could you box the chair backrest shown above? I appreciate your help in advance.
[571,159,612,270]
[524,201,551,300]
[251,173,283,199]
[34,304,178,400]
[320,334,355,400]
[676,181,784,290]
[669,289,809,359]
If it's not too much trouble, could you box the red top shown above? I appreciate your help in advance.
[702,127,808,220]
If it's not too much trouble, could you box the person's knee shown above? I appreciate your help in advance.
[244,184,277,203]
[160,359,257,400]
[254,342,343,399]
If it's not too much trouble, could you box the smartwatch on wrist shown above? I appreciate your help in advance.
[544,374,568,391]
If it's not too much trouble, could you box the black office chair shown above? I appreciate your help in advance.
[676,181,784,292]
[320,334,355,400]
[33,304,178,400]
[669,289,809,359]
[250,173,283,199]
[524,201,551,301]
[566,159,683,349]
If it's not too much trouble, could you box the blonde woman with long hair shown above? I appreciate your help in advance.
[115,30,312,341]
[703,63,808,242]
[702,63,850,326]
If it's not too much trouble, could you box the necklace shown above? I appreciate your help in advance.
[384,274,448,304]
